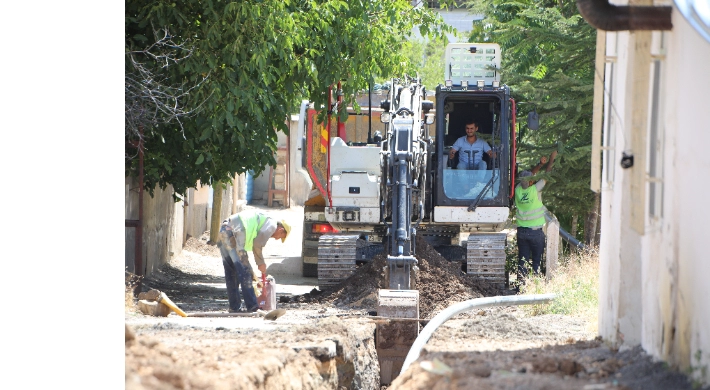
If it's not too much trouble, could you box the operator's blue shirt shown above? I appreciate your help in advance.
[452,136,491,169]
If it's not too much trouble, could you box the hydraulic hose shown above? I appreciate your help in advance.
[559,226,586,249]
[544,212,588,251]
[400,293,557,375]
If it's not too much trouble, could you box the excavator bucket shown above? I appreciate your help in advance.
[376,289,419,385]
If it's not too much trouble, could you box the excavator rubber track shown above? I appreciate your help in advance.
[466,233,507,289]
[317,234,365,289]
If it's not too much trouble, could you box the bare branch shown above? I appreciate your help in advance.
[125,26,210,160]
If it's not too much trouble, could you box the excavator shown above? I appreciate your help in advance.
[297,43,522,382]
[300,43,517,287]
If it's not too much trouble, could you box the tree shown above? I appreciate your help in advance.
[466,0,598,243]
[125,27,205,162]
[210,182,224,244]
[126,0,451,198]
[402,35,449,92]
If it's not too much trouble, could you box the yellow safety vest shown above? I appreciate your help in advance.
[237,211,268,251]
[515,185,546,227]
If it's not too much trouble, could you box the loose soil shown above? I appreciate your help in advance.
[290,238,500,319]
[126,232,706,390]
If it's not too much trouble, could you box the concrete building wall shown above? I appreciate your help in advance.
[125,176,184,277]
[126,176,245,279]
[142,184,182,277]
[661,12,710,376]
[598,6,710,385]
[251,131,289,205]
[644,24,678,365]
[252,169,270,204]
[185,182,210,240]
[598,29,628,345]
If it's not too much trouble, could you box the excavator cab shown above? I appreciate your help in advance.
[430,43,514,227]
[434,92,511,207]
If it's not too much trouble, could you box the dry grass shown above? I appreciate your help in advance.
[520,249,600,333]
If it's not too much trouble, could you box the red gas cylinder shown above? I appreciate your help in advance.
[258,275,276,311]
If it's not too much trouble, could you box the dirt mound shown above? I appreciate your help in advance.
[292,239,501,318]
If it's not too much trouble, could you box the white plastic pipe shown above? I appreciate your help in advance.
[400,293,557,375]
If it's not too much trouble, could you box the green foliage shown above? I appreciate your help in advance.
[402,35,449,91]
[465,0,597,233]
[505,233,518,278]
[126,0,452,197]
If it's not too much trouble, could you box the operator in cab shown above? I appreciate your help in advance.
[448,119,496,170]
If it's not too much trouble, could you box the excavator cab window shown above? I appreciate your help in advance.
[439,96,503,201]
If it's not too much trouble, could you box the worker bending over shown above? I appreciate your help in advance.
[218,210,290,312]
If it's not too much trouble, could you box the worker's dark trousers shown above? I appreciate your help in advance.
[218,224,258,312]
[516,226,546,281]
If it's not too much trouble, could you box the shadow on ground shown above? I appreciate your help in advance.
[139,263,228,312]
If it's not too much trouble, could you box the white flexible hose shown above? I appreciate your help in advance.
[400,293,557,375]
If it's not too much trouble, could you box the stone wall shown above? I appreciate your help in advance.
[125,177,243,279]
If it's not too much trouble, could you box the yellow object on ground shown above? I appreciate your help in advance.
[137,300,172,317]
[158,292,187,317]
[137,289,187,317]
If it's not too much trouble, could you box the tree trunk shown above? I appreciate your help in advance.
[585,192,601,246]
[209,182,223,244]
[570,215,578,240]
[232,173,239,214]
